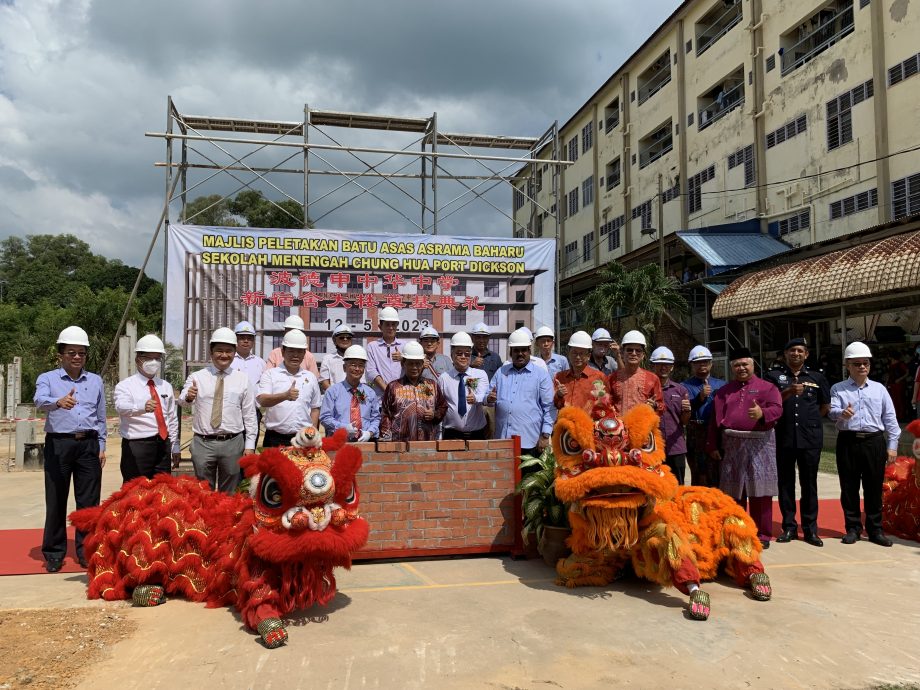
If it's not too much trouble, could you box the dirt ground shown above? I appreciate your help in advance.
[0,607,136,689]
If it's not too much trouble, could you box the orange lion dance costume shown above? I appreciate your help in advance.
[552,399,771,620]
[70,427,368,648]
[882,419,920,542]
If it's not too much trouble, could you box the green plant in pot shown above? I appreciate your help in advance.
[516,446,572,566]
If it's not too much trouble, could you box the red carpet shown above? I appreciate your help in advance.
[773,498,850,538]
[0,527,86,576]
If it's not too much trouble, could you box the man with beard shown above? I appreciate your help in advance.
[682,345,726,487]
[606,330,663,415]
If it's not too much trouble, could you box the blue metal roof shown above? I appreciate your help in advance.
[677,231,790,274]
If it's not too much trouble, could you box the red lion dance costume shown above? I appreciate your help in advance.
[70,426,368,648]
[882,419,920,541]
[552,398,771,621]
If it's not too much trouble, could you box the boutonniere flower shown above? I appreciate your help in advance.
[352,388,367,403]
[465,377,479,391]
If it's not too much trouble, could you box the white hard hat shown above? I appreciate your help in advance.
[844,341,873,360]
[135,334,166,354]
[283,315,305,330]
[688,345,713,362]
[332,323,353,336]
[507,328,533,348]
[379,307,399,322]
[450,332,473,348]
[234,321,256,335]
[57,326,90,347]
[621,330,647,347]
[401,341,425,360]
[343,344,368,361]
[420,325,440,339]
[470,323,490,336]
[209,327,238,346]
[281,329,308,349]
[650,346,675,364]
[567,331,592,349]
[591,328,612,342]
[535,326,554,339]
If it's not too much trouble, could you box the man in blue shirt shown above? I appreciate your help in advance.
[682,345,726,487]
[470,322,503,382]
[319,345,380,441]
[487,329,555,458]
[829,341,901,547]
[33,326,107,572]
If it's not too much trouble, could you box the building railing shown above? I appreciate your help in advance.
[696,1,743,56]
[698,82,745,130]
[781,4,854,75]
[639,135,673,168]
[638,67,672,105]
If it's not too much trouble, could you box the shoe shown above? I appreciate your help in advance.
[776,529,798,543]
[803,533,824,547]
[78,557,88,569]
[45,559,63,573]
[841,530,861,544]
[868,533,893,547]
[759,539,770,549]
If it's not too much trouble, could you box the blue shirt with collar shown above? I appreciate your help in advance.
[34,367,107,450]
[489,361,556,448]
[682,375,727,423]
[543,353,571,380]
[319,380,381,437]
[829,377,901,451]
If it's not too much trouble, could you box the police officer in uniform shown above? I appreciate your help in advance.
[765,338,830,547]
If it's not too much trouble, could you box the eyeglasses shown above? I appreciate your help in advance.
[623,347,644,354]
[62,350,87,358]
[335,334,353,340]
[849,361,870,368]
[453,351,471,358]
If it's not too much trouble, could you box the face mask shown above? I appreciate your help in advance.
[141,360,162,377]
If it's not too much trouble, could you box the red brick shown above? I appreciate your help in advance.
[436,439,466,452]
[352,442,376,453]
[376,441,407,453]
[489,439,514,449]
[407,440,439,451]
[465,440,491,451]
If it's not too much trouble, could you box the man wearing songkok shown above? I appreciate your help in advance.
[682,345,726,487]
[257,330,322,448]
[419,325,453,382]
[534,326,570,379]
[265,315,320,376]
[366,306,404,395]
[320,345,380,442]
[379,341,447,442]
[607,330,664,415]
[587,328,618,376]
[650,346,691,485]
[319,323,358,391]
[553,330,608,414]
[706,348,783,547]
[438,332,490,440]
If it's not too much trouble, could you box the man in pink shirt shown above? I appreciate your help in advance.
[265,315,319,377]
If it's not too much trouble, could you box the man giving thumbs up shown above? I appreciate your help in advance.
[257,329,321,447]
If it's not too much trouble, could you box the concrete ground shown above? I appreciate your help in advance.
[1,462,919,689]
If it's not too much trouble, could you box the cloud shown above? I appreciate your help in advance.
[0,0,682,277]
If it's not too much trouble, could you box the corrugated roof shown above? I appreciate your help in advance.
[676,231,791,272]
[712,229,920,319]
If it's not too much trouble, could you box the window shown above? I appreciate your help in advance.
[272,335,282,349]
[888,52,920,87]
[488,337,501,353]
[484,310,499,327]
[766,114,807,149]
[582,122,594,153]
[827,80,872,150]
[780,1,855,75]
[515,320,525,330]
[605,158,621,190]
[309,336,327,354]
[688,165,715,214]
[766,54,776,72]
[695,0,743,56]
[564,240,578,269]
[454,277,467,293]
[582,176,595,207]
[892,173,920,219]
[638,51,672,105]
[698,68,745,130]
[513,187,525,212]
[346,307,363,324]
[417,308,433,323]
[639,120,673,168]
[273,304,290,323]
[829,188,878,219]
[603,215,625,251]
[631,200,653,230]
[567,188,579,217]
[484,279,500,298]
[662,180,680,204]
[604,98,620,133]
[567,137,579,162]
[451,310,466,326]
[312,306,327,323]
[515,289,526,303]
[775,209,811,236]
[582,232,595,262]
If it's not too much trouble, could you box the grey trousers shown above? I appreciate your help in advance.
[191,434,245,494]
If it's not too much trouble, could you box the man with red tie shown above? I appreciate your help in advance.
[113,334,180,483]
[319,345,381,441]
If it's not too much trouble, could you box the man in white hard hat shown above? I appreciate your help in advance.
[34,326,107,572]
[419,325,452,382]
[257,330,322,448]
[607,330,664,415]
[682,344,726,487]
[319,345,380,441]
[265,315,320,377]
[379,341,447,441]
[502,328,548,371]
[829,342,901,547]
[553,330,607,414]
[650,346,691,485]
[319,323,359,392]
[587,328,619,376]
[470,322,502,381]
[534,326,570,379]
[487,328,555,457]
[113,334,179,483]
[232,320,266,448]
[366,307,404,395]
[439,332,490,440]
[180,327,257,494]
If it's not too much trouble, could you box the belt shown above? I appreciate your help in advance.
[195,432,242,441]
[47,431,98,440]
[839,430,883,440]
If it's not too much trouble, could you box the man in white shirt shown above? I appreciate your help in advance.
[439,332,490,440]
[257,330,322,447]
[232,320,266,448]
[180,327,257,494]
[319,323,357,392]
[265,315,320,377]
[113,334,179,483]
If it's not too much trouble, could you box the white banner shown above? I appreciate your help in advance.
[165,225,556,369]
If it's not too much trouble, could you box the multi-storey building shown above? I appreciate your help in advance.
[514,0,920,344]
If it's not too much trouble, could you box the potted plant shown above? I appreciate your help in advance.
[516,447,571,567]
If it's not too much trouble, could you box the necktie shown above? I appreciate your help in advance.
[350,388,363,431]
[457,372,467,417]
[147,378,168,440]
[211,371,224,429]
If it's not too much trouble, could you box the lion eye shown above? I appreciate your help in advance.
[642,433,656,453]
[259,477,283,509]
[561,431,581,456]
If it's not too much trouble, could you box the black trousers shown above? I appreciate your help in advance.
[665,453,687,486]
[686,423,720,488]
[263,429,295,448]
[836,432,886,535]
[442,426,488,441]
[120,436,171,483]
[776,446,821,535]
[42,436,102,562]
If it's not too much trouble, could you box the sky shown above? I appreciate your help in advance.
[0,0,682,279]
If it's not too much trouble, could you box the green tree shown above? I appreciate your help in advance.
[583,262,689,335]
[183,194,239,226]
[185,190,312,229]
